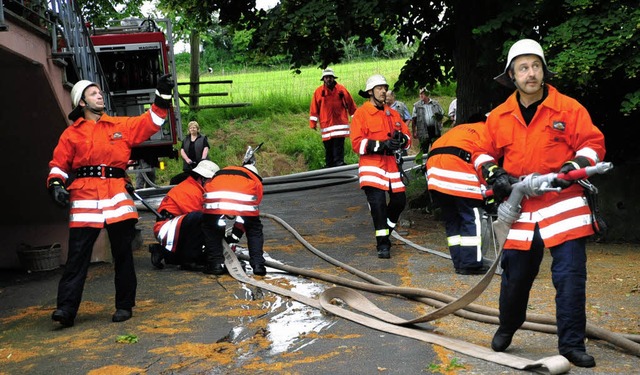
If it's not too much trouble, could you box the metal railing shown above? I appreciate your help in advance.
[47,0,113,113]
[1,1,8,31]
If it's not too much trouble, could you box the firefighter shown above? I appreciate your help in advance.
[426,114,493,275]
[47,75,174,327]
[151,160,220,271]
[350,74,411,259]
[476,39,605,367]
[309,68,358,168]
[201,154,266,276]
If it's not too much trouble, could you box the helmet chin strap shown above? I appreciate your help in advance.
[81,98,104,116]
[371,93,385,108]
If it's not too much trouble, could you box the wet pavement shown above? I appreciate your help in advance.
[1,168,639,374]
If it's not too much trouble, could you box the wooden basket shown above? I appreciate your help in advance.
[16,243,62,272]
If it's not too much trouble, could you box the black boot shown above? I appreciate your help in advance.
[252,263,267,276]
[562,350,596,368]
[148,244,165,269]
[52,309,74,327]
[203,263,227,275]
[491,328,514,352]
[112,308,132,322]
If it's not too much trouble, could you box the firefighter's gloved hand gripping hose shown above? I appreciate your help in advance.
[491,162,613,249]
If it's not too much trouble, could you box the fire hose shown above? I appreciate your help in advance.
[137,160,639,370]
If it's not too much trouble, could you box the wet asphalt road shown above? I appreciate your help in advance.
[1,165,639,374]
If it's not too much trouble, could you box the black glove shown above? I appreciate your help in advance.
[492,173,513,202]
[154,74,174,109]
[48,179,69,208]
[189,161,198,169]
[393,130,409,147]
[125,182,135,195]
[482,162,514,201]
[552,156,591,189]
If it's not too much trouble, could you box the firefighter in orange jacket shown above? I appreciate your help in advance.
[151,160,220,270]
[201,154,266,276]
[47,75,173,327]
[426,115,491,275]
[476,39,605,368]
[309,68,358,168]
[350,74,411,259]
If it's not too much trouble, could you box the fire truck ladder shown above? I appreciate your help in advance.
[48,0,114,113]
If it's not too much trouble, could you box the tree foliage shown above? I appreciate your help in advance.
[79,0,639,163]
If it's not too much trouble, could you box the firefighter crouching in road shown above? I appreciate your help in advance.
[47,74,175,327]
[150,160,220,271]
[350,75,411,259]
[426,114,492,275]
[475,39,605,368]
[201,148,267,276]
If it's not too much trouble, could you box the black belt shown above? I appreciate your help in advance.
[75,165,126,178]
[428,146,472,163]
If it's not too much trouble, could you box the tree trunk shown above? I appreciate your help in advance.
[451,0,511,124]
[189,31,200,109]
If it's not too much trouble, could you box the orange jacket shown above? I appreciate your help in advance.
[309,83,357,140]
[153,176,205,251]
[47,106,167,228]
[203,166,263,217]
[426,122,488,200]
[477,85,605,250]
[350,101,411,192]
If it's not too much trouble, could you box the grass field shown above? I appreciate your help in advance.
[153,59,454,184]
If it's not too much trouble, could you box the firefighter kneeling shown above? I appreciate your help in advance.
[202,148,267,276]
[151,160,220,270]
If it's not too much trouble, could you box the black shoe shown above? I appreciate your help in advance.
[252,264,267,276]
[52,309,74,327]
[149,244,165,269]
[203,263,227,275]
[455,265,489,275]
[180,262,204,272]
[377,247,391,259]
[491,329,514,352]
[112,309,132,323]
[562,350,596,368]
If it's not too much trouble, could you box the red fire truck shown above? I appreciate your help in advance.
[90,18,182,168]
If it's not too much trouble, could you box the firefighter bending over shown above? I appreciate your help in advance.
[47,74,174,327]
[201,146,267,276]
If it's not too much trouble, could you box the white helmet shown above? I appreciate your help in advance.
[71,80,99,107]
[359,74,389,98]
[365,74,388,92]
[244,164,259,176]
[320,68,337,80]
[192,160,220,178]
[494,39,555,88]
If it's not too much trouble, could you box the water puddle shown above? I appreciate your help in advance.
[232,246,335,355]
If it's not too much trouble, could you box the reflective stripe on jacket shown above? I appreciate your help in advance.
[426,122,487,200]
[309,83,357,140]
[203,166,263,217]
[153,176,206,251]
[47,105,167,228]
[478,85,605,249]
[350,101,411,192]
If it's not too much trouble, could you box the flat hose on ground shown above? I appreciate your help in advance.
[250,212,640,357]
[223,244,571,374]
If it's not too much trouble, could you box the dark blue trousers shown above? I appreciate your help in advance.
[363,186,406,250]
[498,225,588,354]
[432,191,484,270]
